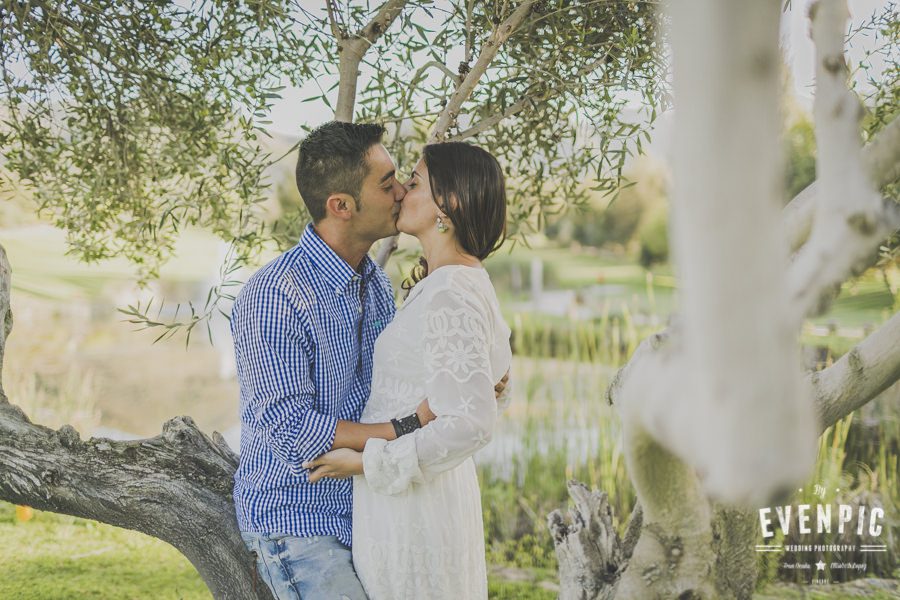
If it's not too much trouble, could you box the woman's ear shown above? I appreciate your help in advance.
[324,193,356,221]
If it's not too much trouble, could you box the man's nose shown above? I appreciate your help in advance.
[394,182,407,201]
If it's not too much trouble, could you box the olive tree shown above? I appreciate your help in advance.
[0,1,662,597]
[3,1,897,598]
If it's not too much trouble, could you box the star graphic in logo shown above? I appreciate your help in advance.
[815,560,826,571]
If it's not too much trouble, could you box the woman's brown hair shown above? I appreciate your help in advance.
[402,142,507,293]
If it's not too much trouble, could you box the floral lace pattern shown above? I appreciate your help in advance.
[354,266,511,599]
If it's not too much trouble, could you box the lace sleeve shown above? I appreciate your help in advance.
[362,281,500,495]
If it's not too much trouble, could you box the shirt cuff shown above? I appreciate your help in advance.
[297,410,338,465]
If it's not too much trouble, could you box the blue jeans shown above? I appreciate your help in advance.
[240,532,368,600]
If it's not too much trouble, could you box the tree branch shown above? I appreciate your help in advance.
[784,116,900,252]
[450,53,610,141]
[864,112,900,186]
[430,0,537,141]
[654,0,815,505]
[614,426,716,599]
[375,235,399,268]
[575,4,898,598]
[813,310,900,432]
[378,1,537,268]
[395,60,460,126]
[464,0,475,64]
[787,0,898,321]
[450,96,535,141]
[0,244,271,599]
[0,410,270,599]
[334,0,409,122]
[418,59,458,83]
[547,481,624,600]
[355,0,407,47]
[325,0,344,40]
[788,197,900,319]
[0,245,11,399]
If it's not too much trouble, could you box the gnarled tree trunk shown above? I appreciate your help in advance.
[0,245,273,600]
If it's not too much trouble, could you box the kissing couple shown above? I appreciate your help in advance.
[231,120,512,599]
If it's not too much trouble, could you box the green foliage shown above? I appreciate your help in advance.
[0,0,315,281]
[269,173,311,252]
[327,1,668,235]
[856,2,900,145]
[597,188,644,247]
[1,1,667,338]
[783,116,817,201]
[856,2,899,266]
[637,205,668,269]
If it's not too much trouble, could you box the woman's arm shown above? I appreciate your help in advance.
[361,282,506,495]
[305,375,503,481]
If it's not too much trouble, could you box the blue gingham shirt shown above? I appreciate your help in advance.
[231,224,395,546]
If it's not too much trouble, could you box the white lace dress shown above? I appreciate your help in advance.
[352,265,511,600]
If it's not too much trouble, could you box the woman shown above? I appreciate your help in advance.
[305,141,511,599]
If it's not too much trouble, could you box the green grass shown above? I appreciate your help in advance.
[0,503,210,600]
[0,502,560,599]
[488,579,557,599]
[809,272,897,329]
[4,225,892,335]
[3,501,894,600]
[485,244,679,318]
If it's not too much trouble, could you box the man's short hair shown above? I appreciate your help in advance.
[295,121,387,222]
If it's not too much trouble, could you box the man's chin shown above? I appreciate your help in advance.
[380,223,400,239]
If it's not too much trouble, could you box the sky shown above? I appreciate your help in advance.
[784,0,888,107]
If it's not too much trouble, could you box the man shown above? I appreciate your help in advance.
[231,121,430,599]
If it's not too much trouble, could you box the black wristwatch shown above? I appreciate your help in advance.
[391,413,422,437]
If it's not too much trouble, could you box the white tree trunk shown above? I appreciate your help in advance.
[620,0,817,508]
[788,0,899,319]
[551,1,900,598]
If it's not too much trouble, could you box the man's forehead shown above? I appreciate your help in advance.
[365,144,395,177]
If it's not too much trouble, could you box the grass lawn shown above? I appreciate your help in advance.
[5,503,896,599]
[0,503,210,600]
[3,225,893,334]
[0,503,559,599]
[0,225,264,301]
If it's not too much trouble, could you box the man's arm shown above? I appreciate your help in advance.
[332,421,395,452]
[331,399,437,451]
[234,280,341,474]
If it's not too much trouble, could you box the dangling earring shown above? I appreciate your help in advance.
[436,215,449,233]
